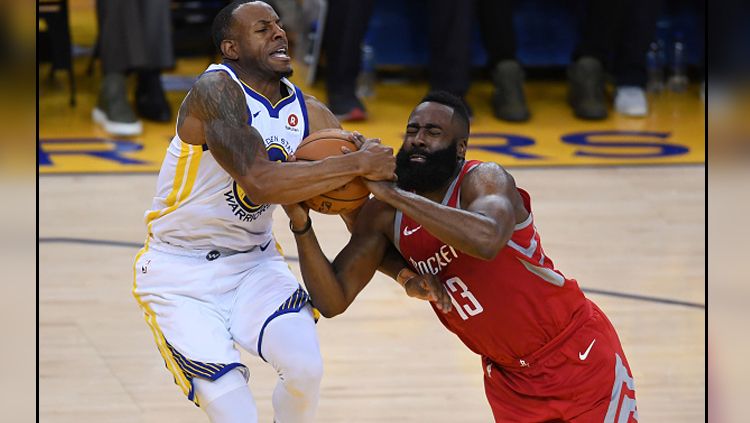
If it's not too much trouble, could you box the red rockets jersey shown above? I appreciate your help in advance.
[394,160,590,368]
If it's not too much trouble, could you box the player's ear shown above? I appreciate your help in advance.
[457,138,468,159]
[221,39,240,60]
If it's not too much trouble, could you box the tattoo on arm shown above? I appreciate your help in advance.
[181,72,262,176]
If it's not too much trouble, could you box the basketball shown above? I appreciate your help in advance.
[294,128,371,214]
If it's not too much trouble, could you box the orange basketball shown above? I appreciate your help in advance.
[294,128,370,215]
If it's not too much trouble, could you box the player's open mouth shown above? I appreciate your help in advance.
[409,154,427,163]
[270,47,290,60]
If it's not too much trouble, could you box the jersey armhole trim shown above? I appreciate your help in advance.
[393,210,403,254]
[450,160,481,207]
[296,85,310,139]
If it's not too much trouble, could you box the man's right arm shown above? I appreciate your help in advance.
[177,71,395,205]
[364,162,525,260]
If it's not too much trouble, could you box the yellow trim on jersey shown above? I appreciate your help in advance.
[274,239,293,271]
[311,306,321,321]
[133,142,205,404]
[145,142,203,226]
[240,79,294,108]
[234,182,263,212]
[163,142,190,208]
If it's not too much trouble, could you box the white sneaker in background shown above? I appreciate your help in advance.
[93,73,144,137]
[614,86,649,117]
[92,108,143,136]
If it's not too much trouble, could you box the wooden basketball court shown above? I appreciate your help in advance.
[40,166,705,422]
[39,2,705,421]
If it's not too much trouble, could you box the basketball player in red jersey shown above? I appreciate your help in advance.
[283,91,638,422]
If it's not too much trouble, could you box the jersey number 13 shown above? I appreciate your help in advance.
[445,277,484,320]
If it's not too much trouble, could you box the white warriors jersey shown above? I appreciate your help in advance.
[144,63,310,251]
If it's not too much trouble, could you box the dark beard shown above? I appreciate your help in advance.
[396,141,460,193]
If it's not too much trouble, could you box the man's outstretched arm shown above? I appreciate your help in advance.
[364,162,527,260]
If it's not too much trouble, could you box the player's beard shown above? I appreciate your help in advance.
[395,141,460,193]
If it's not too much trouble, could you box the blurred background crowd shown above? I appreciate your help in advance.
[38,0,708,137]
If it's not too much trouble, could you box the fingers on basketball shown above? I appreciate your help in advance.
[295,129,371,215]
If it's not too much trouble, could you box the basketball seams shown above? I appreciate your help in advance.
[319,192,371,202]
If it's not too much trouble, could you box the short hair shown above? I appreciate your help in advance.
[419,91,470,136]
[211,0,255,53]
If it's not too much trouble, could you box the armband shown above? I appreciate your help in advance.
[289,216,312,235]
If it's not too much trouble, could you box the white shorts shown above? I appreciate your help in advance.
[132,238,317,404]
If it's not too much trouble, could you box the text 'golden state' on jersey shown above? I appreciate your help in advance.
[144,63,310,252]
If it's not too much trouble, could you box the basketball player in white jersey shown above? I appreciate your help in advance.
[132,2,401,422]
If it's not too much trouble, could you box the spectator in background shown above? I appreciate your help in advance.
[321,0,375,121]
[93,0,174,136]
[708,0,745,101]
[482,0,661,121]
[322,0,474,122]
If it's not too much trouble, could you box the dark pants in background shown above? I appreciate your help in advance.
[323,0,377,104]
[477,0,661,87]
[96,0,175,74]
[323,0,476,103]
[427,0,474,98]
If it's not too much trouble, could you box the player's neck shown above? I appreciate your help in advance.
[229,62,285,104]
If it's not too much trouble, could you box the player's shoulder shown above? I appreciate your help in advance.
[189,69,243,101]
[460,161,519,204]
[464,161,512,184]
[299,92,319,107]
[180,69,245,123]
[302,93,332,115]
[194,69,234,89]
[302,93,341,132]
